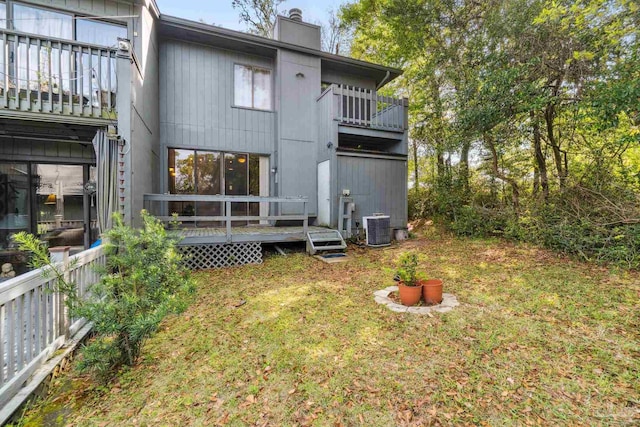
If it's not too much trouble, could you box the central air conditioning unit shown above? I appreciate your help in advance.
[362,215,391,247]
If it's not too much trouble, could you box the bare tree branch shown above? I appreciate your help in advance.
[232,0,285,37]
[320,8,352,55]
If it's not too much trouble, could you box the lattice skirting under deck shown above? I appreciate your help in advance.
[178,242,263,270]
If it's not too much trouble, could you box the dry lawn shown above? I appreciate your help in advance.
[19,228,640,426]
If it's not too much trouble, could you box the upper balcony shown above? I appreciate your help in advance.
[0,28,118,123]
[319,84,408,134]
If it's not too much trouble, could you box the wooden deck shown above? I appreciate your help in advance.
[144,194,319,246]
[177,225,327,245]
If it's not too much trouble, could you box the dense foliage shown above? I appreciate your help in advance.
[14,211,195,381]
[342,0,639,268]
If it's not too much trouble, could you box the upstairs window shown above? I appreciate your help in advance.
[0,3,6,29]
[13,4,73,39]
[76,19,127,46]
[234,64,272,110]
[11,3,126,46]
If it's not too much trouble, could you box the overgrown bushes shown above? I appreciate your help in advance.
[528,187,640,268]
[412,183,640,269]
[14,210,195,381]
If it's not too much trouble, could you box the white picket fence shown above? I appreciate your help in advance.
[0,245,105,410]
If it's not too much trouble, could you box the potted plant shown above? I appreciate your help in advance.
[395,252,424,306]
[422,278,443,305]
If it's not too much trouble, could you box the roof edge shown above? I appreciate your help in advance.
[159,14,402,85]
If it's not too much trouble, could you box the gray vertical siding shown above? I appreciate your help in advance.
[0,138,95,163]
[128,3,160,225]
[336,154,407,229]
[277,50,321,215]
[159,40,275,155]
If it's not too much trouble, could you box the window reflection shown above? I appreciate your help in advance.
[35,164,86,249]
[167,149,267,226]
[0,163,29,278]
[0,162,95,279]
[4,4,125,108]
[13,4,73,39]
[196,151,222,225]
[233,64,272,110]
[13,5,73,97]
[168,149,195,218]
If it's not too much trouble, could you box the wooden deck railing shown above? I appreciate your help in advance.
[0,28,118,119]
[331,84,408,131]
[0,245,105,409]
[143,194,309,244]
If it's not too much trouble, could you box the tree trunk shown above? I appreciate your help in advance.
[459,140,471,201]
[412,139,419,192]
[484,133,520,212]
[544,76,568,189]
[430,76,446,180]
[531,110,549,200]
[436,150,445,177]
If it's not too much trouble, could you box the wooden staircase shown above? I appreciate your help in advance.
[306,230,347,255]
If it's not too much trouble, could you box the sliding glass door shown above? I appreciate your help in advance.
[34,164,96,249]
[0,162,96,278]
[168,148,267,226]
[224,153,248,221]
[196,151,222,225]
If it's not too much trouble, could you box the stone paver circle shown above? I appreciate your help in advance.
[373,286,459,314]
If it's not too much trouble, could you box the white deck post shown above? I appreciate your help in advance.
[49,246,70,338]
[225,200,232,243]
[303,200,309,236]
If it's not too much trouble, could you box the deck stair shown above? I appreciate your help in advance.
[306,229,347,255]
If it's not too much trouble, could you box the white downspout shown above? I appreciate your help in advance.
[376,71,391,90]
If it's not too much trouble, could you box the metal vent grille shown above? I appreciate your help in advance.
[363,216,391,246]
[179,242,262,270]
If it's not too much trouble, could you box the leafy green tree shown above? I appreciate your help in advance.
[342,0,640,267]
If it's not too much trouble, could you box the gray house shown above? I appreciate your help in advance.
[0,1,408,271]
[0,4,409,417]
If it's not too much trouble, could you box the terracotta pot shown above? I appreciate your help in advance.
[398,282,423,306]
[421,279,443,305]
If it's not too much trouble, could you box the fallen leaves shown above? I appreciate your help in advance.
[18,233,640,426]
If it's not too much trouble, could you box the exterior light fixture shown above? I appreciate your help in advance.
[44,194,57,205]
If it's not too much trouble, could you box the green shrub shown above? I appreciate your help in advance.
[408,188,428,220]
[449,205,515,237]
[76,211,195,380]
[395,251,426,286]
[420,182,640,269]
[14,210,195,382]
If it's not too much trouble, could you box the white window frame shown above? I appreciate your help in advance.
[6,1,127,46]
[233,63,273,111]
